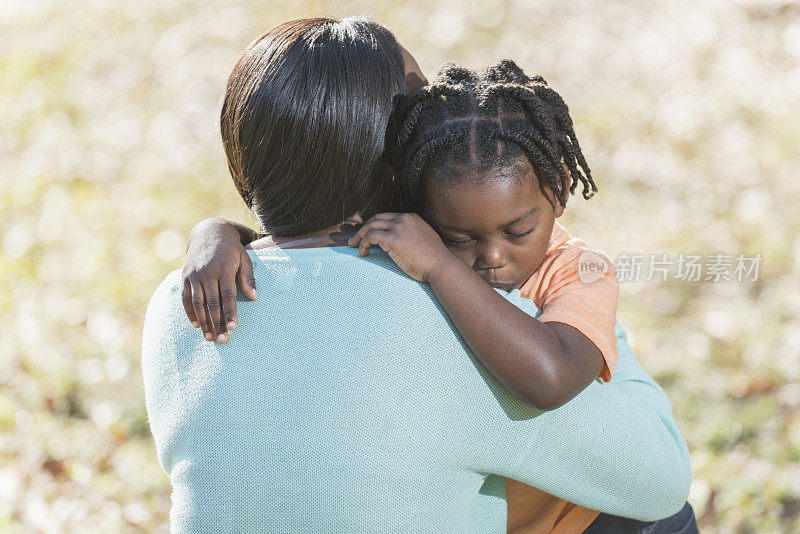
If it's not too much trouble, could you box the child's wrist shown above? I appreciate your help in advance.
[425,253,461,286]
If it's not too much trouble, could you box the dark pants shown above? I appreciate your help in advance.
[583,501,699,534]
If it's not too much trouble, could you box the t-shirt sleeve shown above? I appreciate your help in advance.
[533,244,619,382]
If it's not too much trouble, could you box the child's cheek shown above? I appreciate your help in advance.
[446,246,475,267]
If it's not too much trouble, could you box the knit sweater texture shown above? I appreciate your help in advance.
[142,245,691,533]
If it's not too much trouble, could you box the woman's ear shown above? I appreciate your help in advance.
[398,43,428,93]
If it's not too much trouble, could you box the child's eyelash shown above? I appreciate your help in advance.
[442,226,535,245]
[505,227,535,239]
[443,236,472,246]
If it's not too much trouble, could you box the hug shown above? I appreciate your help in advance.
[143,16,697,533]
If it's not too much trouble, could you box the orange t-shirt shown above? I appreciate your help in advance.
[506,221,619,534]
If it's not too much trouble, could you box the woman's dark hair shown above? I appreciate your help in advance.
[221,17,407,237]
[386,59,596,209]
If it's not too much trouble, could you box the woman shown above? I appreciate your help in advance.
[143,17,694,533]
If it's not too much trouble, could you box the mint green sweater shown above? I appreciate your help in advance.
[142,246,690,533]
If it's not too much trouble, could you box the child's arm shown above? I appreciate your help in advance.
[349,212,604,411]
[181,218,259,343]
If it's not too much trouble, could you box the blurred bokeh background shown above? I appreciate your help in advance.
[1,0,799,531]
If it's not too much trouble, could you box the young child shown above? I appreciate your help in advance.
[346,60,619,406]
[346,60,620,532]
[180,60,696,533]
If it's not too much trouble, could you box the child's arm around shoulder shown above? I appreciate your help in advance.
[349,213,607,411]
[181,218,259,343]
[426,257,606,411]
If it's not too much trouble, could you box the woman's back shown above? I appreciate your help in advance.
[142,246,690,532]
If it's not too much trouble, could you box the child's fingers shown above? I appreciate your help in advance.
[347,226,369,248]
[181,279,200,328]
[356,212,399,222]
[347,213,397,247]
[189,278,215,341]
[238,250,258,301]
[357,229,391,257]
[203,280,227,343]
[348,219,394,249]
[219,275,238,333]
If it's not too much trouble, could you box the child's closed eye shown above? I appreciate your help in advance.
[504,226,536,239]
[442,235,474,246]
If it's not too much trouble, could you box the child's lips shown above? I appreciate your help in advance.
[488,281,516,291]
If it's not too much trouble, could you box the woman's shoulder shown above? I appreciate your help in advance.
[245,246,422,290]
[147,268,184,309]
[143,269,194,348]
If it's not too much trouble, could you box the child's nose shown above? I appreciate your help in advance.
[476,244,508,270]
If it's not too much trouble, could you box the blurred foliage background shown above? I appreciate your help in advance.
[1,0,799,532]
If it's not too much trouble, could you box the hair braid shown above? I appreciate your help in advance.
[488,84,596,200]
[389,59,597,207]
[396,84,463,145]
[401,123,469,200]
[494,126,569,202]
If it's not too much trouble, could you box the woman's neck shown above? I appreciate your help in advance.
[247,216,363,250]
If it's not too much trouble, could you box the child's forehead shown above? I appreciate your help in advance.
[427,156,539,191]
[425,168,552,217]
[429,173,539,201]
[424,181,550,234]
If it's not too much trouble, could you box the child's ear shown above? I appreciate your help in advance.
[545,187,565,218]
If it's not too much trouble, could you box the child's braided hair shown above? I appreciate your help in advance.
[385,59,597,210]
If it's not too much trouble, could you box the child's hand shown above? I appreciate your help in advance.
[347,213,456,283]
[181,218,258,343]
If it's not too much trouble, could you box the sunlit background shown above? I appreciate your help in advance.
[2,0,799,531]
